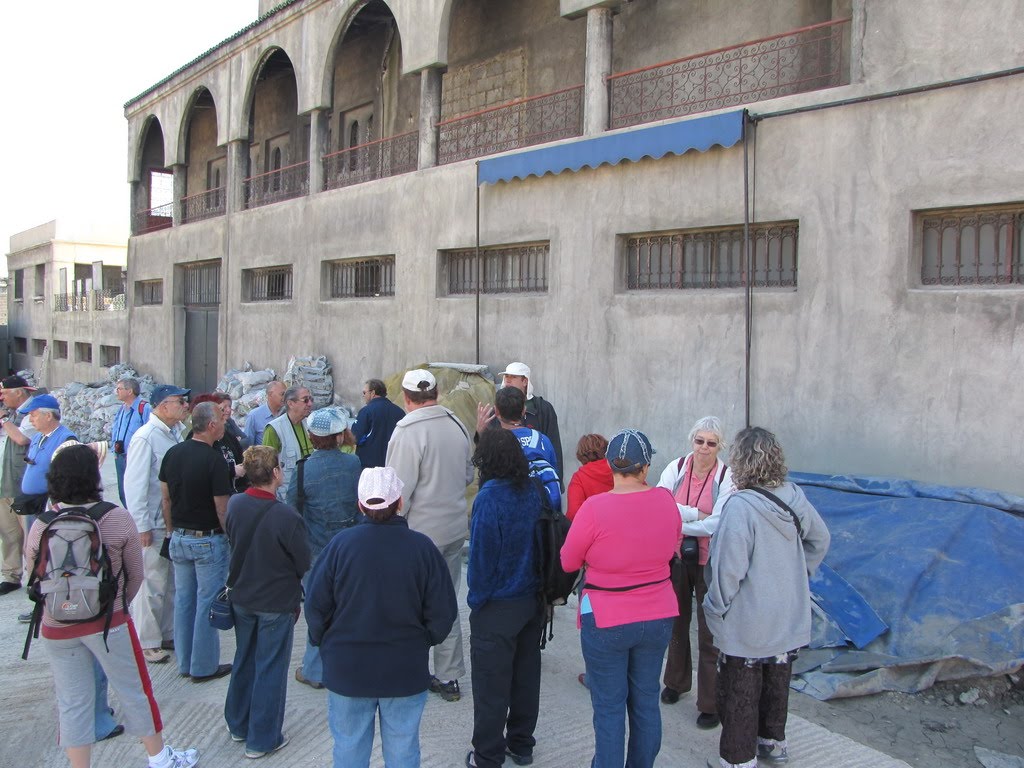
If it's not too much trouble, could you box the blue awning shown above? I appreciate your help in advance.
[477,110,745,185]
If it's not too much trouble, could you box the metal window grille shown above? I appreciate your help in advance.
[444,244,549,295]
[32,339,46,356]
[246,266,293,302]
[54,340,68,359]
[100,345,121,367]
[625,223,798,290]
[328,257,395,298]
[75,342,93,363]
[183,262,221,306]
[138,280,164,306]
[920,206,1024,286]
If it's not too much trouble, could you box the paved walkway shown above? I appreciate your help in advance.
[0,458,914,767]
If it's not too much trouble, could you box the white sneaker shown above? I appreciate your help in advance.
[151,745,199,768]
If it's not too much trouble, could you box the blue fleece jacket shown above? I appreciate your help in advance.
[467,478,541,610]
[304,515,457,698]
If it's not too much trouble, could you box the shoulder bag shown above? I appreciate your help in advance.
[209,498,277,630]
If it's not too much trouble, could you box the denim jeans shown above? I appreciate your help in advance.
[327,690,427,768]
[169,531,229,677]
[224,606,295,753]
[114,452,128,507]
[300,567,323,683]
[93,660,118,740]
[581,613,674,768]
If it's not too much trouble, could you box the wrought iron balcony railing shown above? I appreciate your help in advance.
[438,85,584,165]
[93,288,127,311]
[608,18,851,130]
[323,131,419,190]
[244,161,309,209]
[53,293,90,312]
[182,187,226,224]
[131,203,173,235]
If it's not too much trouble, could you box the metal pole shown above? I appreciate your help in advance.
[742,111,752,428]
[475,168,481,365]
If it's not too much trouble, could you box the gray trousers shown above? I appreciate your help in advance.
[432,537,466,681]
[130,527,175,649]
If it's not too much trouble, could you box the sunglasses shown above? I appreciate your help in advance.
[292,396,314,403]
[693,438,719,448]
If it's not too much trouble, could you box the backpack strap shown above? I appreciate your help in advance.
[750,487,803,537]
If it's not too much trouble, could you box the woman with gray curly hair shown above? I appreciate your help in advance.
[702,427,830,768]
[655,416,734,727]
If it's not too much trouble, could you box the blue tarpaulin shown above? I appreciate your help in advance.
[476,110,744,185]
[790,472,1024,699]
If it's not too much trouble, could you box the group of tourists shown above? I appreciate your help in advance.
[0,361,831,768]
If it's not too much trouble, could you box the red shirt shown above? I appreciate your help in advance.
[566,460,614,521]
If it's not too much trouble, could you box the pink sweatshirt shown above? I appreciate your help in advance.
[561,486,681,628]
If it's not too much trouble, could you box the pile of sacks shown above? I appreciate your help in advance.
[49,364,156,444]
[217,363,278,427]
[283,355,334,408]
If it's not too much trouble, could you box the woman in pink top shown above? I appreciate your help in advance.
[561,429,681,768]
[655,415,734,728]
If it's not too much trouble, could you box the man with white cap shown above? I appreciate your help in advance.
[305,466,458,767]
[385,369,474,702]
[479,362,563,480]
[286,406,362,689]
[124,383,191,663]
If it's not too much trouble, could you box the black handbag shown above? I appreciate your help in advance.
[680,536,699,562]
[11,492,48,517]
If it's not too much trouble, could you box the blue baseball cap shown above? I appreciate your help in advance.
[606,429,656,473]
[17,393,61,414]
[151,385,191,407]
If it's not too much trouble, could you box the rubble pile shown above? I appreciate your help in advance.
[15,369,38,388]
[49,364,155,444]
[216,362,278,426]
[283,355,334,408]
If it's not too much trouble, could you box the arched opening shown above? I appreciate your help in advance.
[132,118,173,234]
[244,48,308,208]
[438,0,585,163]
[322,0,420,189]
[181,87,225,222]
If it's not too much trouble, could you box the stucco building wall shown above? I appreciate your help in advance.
[122,0,1024,494]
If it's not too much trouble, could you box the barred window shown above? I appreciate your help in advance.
[182,261,221,306]
[919,204,1024,286]
[625,222,798,290]
[443,243,549,296]
[75,342,93,363]
[244,266,293,302]
[13,337,26,353]
[136,279,163,306]
[327,256,395,299]
[54,340,69,359]
[100,345,121,367]
[32,339,46,356]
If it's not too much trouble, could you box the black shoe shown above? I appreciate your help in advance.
[696,712,721,729]
[661,686,680,704]
[429,676,460,701]
[160,639,175,651]
[99,724,125,741]
[0,581,21,595]
[191,663,232,682]
[506,747,534,766]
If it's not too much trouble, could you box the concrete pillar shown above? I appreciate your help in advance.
[584,7,613,135]
[171,164,187,225]
[226,139,249,214]
[418,67,442,170]
[308,108,329,194]
[130,180,147,235]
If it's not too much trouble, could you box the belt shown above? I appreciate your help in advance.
[174,527,224,538]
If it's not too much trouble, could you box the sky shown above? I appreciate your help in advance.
[0,1,258,267]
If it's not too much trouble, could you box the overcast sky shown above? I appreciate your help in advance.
[0,1,257,266]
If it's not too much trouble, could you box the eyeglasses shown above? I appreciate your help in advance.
[292,396,314,403]
[693,438,719,448]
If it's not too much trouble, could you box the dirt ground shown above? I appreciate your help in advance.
[788,673,1024,767]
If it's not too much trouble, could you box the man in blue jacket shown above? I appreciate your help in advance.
[305,466,458,768]
[351,378,405,468]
